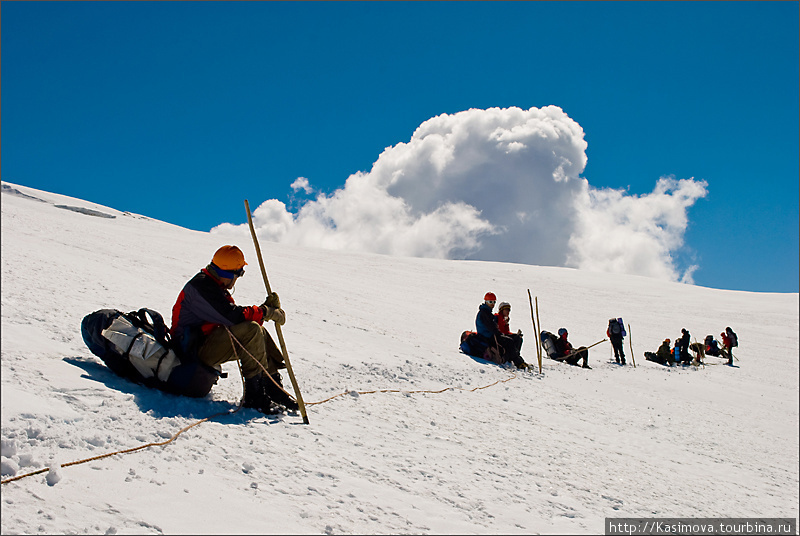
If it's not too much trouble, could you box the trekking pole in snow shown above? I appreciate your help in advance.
[535,296,543,372]
[245,199,309,424]
[527,290,542,373]
[628,323,636,368]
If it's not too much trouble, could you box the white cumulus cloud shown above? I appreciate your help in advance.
[290,177,314,194]
[212,106,707,282]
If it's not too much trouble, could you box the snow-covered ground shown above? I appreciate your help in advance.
[2,181,798,534]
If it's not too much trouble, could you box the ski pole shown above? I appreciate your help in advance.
[627,323,636,368]
[244,199,309,424]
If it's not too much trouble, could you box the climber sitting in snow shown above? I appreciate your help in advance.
[170,245,298,415]
[495,301,523,357]
[554,328,591,369]
[475,293,530,370]
[704,335,722,357]
[645,338,674,366]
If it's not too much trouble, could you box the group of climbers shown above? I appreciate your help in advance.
[462,292,594,370]
[85,246,743,419]
[166,260,741,416]
[645,327,738,367]
[462,291,740,373]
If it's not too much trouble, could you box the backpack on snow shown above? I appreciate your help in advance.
[540,331,560,360]
[460,331,504,365]
[81,308,222,397]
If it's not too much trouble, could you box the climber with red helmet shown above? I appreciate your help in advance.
[170,245,298,415]
[475,292,530,370]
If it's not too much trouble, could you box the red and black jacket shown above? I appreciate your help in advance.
[170,268,264,360]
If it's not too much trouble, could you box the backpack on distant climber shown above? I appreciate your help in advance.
[609,317,626,337]
[728,328,738,348]
[609,319,622,336]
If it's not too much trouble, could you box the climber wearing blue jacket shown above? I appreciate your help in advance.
[474,292,529,370]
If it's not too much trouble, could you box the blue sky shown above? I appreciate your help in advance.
[2,1,798,293]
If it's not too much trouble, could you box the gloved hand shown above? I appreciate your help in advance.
[517,329,523,336]
[261,305,286,326]
[263,291,281,309]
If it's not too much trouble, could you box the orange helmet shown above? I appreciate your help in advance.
[484,292,497,301]
[212,245,248,271]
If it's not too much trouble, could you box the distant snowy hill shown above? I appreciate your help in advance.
[2,181,798,534]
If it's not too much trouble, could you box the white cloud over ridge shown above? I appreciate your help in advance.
[213,106,707,283]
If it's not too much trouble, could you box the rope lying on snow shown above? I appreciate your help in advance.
[2,332,523,485]
[306,371,519,406]
[0,407,239,485]
[225,325,521,407]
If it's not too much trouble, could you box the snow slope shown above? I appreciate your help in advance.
[2,181,798,534]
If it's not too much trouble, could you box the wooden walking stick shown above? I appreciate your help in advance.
[535,296,543,371]
[560,338,608,362]
[244,200,309,424]
[584,338,608,351]
[627,323,636,368]
[527,290,541,373]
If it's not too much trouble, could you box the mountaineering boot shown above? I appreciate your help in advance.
[615,356,620,364]
[243,374,280,415]
[511,354,528,370]
[264,372,299,411]
[621,357,626,365]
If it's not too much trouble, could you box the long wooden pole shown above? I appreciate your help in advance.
[559,338,608,365]
[245,200,309,424]
[628,323,636,368]
[535,296,543,372]
[580,338,608,352]
[527,290,541,374]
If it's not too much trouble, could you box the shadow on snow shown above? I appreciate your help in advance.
[61,356,285,424]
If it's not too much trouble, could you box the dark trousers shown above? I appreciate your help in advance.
[485,334,525,367]
[565,347,589,367]
[610,336,625,359]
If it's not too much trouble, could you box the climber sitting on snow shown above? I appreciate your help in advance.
[554,328,591,369]
[645,338,674,366]
[475,292,530,370]
[495,301,523,357]
[170,245,298,415]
